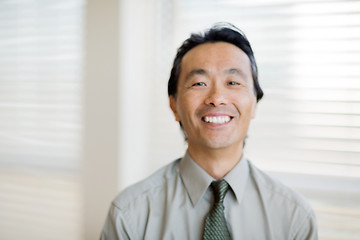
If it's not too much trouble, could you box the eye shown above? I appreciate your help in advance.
[192,82,206,87]
[228,81,240,86]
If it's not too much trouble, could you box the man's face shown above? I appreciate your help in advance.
[169,42,257,152]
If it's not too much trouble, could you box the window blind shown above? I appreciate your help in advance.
[0,1,84,239]
[150,0,360,239]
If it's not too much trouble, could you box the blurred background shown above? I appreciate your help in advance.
[0,0,359,239]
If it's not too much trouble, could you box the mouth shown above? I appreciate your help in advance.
[202,115,233,124]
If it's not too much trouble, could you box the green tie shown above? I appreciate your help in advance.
[203,179,231,240]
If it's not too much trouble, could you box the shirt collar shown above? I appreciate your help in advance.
[179,151,213,207]
[179,151,249,207]
[223,154,249,203]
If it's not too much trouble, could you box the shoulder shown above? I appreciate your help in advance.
[247,161,317,238]
[112,158,181,211]
[248,161,313,213]
[101,159,182,239]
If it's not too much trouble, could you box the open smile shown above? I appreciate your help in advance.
[201,115,233,124]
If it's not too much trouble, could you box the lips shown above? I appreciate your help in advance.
[202,115,232,124]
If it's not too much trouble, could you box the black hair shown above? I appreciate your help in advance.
[168,22,263,102]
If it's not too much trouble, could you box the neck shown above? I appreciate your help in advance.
[187,144,243,179]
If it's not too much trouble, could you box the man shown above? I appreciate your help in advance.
[101,23,318,239]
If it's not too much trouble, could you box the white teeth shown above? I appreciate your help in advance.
[204,116,231,124]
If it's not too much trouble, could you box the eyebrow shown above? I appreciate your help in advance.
[225,68,247,79]
[184,69,208,82]
[184,67,248,82]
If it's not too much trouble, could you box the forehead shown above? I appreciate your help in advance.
[180,42,251,73]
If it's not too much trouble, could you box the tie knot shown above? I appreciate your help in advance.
[210,179,229,203]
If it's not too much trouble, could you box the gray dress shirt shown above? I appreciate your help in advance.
[101,152,318,239]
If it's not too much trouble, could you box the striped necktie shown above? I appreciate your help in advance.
[203,179,231,240]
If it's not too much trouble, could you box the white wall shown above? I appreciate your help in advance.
[82,0,186,238]
[83,0,120,238]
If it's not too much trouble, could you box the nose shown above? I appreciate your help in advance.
[204,85,228,107]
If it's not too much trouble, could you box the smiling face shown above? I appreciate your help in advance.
[170,42,257,153]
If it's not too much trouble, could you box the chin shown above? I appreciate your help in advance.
[205,133,246,149]
[203,138,235,149]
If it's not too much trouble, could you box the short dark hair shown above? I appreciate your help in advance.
[167,23,263,102]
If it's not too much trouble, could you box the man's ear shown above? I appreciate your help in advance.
[169,96,180,122]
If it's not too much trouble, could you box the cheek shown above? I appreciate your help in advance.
[180,104,194,119]
[250,101,256,119]
[177,96,201,123]
[234,95,256,119]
